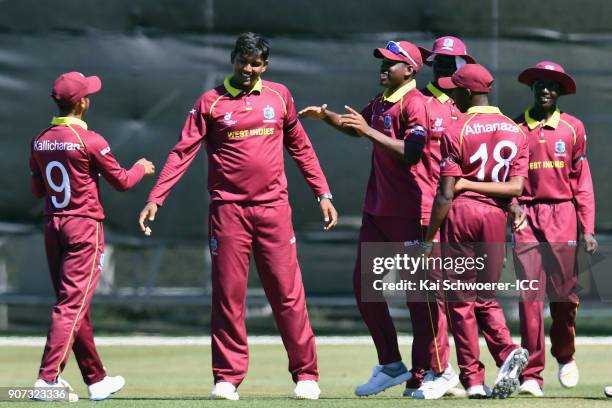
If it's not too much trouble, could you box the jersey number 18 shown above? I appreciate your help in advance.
[469,141,518,182]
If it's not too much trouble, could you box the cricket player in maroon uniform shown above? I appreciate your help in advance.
[138,33,336,401]
[510,61,597,396]
[30,72,155,401]
[300,40,458,398]
[408,36,477,399]
[423,63,529,399]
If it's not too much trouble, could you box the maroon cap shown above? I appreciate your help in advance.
[374,41,423,72]
[419,36,476,66]
[51,72,102,107]
[518,61,576,95]
[438,64,494,94]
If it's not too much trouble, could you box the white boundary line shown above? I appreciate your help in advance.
[1,335,612,347]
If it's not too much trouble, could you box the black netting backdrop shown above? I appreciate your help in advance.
[3,0,611,240]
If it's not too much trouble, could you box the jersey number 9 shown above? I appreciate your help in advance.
[45,161,71,209]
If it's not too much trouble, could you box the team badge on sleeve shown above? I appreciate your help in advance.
[408,125,427,140]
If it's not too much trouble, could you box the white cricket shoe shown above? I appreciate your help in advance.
[518,379,544,397]
[210,382,239,401]
[33,377,79,402]
[492,347,529,399]
[558,361,579,388]
[293,380,320,400]
[445,387,467,397]
[413,365,460,400]
[604,386,612,398]
[467,384,491,399]
[88,375,126,401]
[355,362,412,396]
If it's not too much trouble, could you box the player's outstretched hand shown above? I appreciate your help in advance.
[319,198,338,231]
[139,202,158,236]
[299,104,328,120]
[137,158,155,176]
[508,203,527,232]
[340,105,369,136]
[582,232,598,255]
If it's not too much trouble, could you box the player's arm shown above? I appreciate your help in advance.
[340,105,406,160]
[29,142,45,199]
[453,176,525,198]
[424,130,462,244]
[570,122,597,253]
[140,102,207,236]
[401,99,430,165]
[423,175,455,244]
[90,135,154,192]
[284,91,338,231]
[299,104,361,137]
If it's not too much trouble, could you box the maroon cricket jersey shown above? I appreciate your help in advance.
[148,76,330,206]
[360,80,431,220]
[440,106,529,208]
[515,108,595,233]
[29,117,146,220]
[420,82,461,217]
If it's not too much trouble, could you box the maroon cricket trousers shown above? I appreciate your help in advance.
[38,216,106,385]
[513,200,579,387]
[442,199,518,388]
[352,212,450,383]
[208,202,318,386]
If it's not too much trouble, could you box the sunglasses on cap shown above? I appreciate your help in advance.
[385,41,418,67]
[386,41,409,57]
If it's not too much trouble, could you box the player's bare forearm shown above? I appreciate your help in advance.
[424,176,455,243]
[362,127,405,160]
[455,176,525,198]
[339,105,408,154]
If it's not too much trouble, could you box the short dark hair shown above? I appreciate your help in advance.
[231,32,270,62]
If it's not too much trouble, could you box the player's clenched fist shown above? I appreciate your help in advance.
[137,158,155,175]
[139,202,158,236]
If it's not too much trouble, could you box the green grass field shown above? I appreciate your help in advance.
[0,343,610,407]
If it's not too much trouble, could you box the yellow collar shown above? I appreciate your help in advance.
[426,82,450,103]
[382,80,416,103]
[51,116,88,130]
[466,106,501,115]
[223,75,263,97]
[524,107,561,130]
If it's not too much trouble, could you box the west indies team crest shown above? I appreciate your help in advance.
[384,114,392,130]
[263,105,275,119]
[555,139,566,156]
